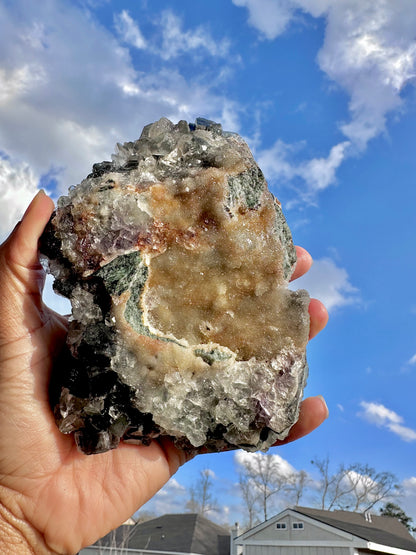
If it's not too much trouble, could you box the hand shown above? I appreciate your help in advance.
[0,192,328,554]
[280,246,329,445]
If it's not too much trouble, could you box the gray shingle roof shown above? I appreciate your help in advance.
[97,513,230,555]
[294,506,416,552]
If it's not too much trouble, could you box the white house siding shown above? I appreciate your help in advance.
[246,517,353,543]
[244,546,351,555]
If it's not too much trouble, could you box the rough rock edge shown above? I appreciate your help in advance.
[40,117,309,455]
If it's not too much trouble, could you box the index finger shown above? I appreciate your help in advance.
[290,246,312,282]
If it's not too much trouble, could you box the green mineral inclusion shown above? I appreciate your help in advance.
[227,166,266,210]
[193,348,232,365]
[96,251,235,363]
[227,167,296,281]
[96,251,152,337]
[97,251,145,297]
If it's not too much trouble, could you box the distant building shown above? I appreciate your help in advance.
[233,506,416,555]
[81,513,230,555]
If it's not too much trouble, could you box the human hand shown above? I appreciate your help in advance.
[0,191,328,554]
[281,245,329,445]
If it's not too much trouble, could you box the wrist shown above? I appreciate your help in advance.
[0,494,57,555]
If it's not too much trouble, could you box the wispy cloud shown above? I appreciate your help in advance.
[0,1,242,239]
[232,0,296,40]
[159,11,231,60]
[387,476,416,526]
[359,401,416,442]
[114,9,232,61]
[235,450,297,479]
[315,1,416,150]
[140,477,187,516]
[234,0,416,197]
[114,10,147,50]
[258,140,351,201]
[0,156,39,240]
[290,257,360,312]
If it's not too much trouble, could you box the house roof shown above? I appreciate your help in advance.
[96,513,230,555]
[293,506,416,553]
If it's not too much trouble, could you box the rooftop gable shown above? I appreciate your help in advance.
[96,513,230,555]
[293,506,416,553]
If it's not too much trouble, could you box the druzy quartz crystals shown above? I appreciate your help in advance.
[40,117,311,455]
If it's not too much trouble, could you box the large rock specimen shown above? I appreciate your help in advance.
[40,117,310,455]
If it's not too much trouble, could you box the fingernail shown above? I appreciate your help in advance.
[317,395,329,419]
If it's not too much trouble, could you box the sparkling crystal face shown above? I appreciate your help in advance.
[40,118,310,455]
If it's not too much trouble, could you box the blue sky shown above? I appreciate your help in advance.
[1,0,416,529]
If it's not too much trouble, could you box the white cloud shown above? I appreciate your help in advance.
[257,139,351,198]
[360,401,403,425]
[141,477,188,516]
[114,10,147,49]
[359,401,416,442]
[202,468,217,479]
[154,478,186,498]
[256,139,299,183]
[316,1,416,149]
[398,477,416,523]
[232,0,296,40]
[235,450,297,480]
[403,477,416,490]
[159,11,231,60]
[0,156,39,240]
[234,0,416,195]
[0,1,242,238]
[342,469,379,497]
[408,354,416,365]
[290,257,360,311]
[298,142,350,193]
[0,65,45,104]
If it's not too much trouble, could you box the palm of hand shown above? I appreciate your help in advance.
[0,194,183,554]
[0,192,328,554]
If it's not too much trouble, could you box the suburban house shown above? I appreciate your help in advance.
[80,513,230,555]
[233,506,416,555]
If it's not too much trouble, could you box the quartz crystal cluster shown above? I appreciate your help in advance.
[40,117,310,455]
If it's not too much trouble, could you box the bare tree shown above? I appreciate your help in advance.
[311,457,352,510]
[343,463,400,512]
[239,473,260,529]
[311,457,400,512]
[287,469,311,506]
[186,468,218,515]
[96,524,133,554]
[238,453,290,521]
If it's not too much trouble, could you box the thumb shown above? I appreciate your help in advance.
[2,190,55,270]
[0,191,55,333]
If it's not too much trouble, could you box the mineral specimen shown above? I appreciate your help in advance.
[40,117,310,455]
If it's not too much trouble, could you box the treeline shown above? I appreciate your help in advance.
[186,454,412,532]
[135,454,415,534]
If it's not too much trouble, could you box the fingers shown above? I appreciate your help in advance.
[290,246,312,281]
[274,396,329,447]
[309,298,329,339]
[291,246,329,339]
[5,190,55,269]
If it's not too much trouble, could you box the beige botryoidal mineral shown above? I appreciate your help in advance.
[40,117,310,455]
